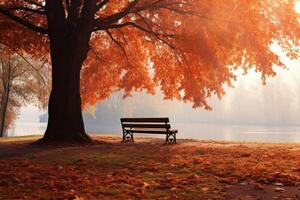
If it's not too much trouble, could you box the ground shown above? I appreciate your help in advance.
[0,135,300,200]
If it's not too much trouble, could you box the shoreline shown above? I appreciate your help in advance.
[6,122,300,143]
[1,134,300,146]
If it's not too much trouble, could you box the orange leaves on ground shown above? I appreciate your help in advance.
[0,137,300,199]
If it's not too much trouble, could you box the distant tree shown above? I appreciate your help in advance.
[0,46,49,137]
[0,0,299,143]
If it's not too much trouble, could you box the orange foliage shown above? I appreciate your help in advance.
[0,0,299,109]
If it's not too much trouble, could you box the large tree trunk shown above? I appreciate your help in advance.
[41,49,90,143]
[40,34,92,143]
[39,0,95,144]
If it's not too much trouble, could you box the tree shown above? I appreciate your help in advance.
[0,0,299,143]
[0,45,48,137]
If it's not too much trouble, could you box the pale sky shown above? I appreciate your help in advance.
[297,1,300,13]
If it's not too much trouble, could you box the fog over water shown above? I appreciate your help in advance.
[7,46,300,142]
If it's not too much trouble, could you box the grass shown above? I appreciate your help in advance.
[0,135,42,143]
[0,135,300,199]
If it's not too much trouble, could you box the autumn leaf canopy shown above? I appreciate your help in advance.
[0,0,299,109]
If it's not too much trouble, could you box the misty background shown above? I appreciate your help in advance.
[7,45,300,143]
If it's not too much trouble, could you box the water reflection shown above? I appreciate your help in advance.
[6,121,300,143]
[173,123,300,143]
[7,122,46,137]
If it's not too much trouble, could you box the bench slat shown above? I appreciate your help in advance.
[127,130,177,134]
[122,123,170,129]
[121,118,169,123]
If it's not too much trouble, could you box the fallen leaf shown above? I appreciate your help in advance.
[273,182,284,186]
[274,187,286,193]
[254,184,265,190]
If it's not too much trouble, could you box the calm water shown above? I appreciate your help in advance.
[6,121,300,143]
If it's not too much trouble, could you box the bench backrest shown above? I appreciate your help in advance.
[120,117,171,131]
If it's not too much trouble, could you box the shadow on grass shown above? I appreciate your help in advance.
[0,136,171,160]
[0,136,115,160]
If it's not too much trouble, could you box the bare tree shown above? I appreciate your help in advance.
[0,48,49,137]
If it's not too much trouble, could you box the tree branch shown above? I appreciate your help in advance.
[23,0,45,9]
[92,0,190,60]
[93,0,192,32]
[133,1,193,15]
[90,46,105,62]
[0,6,48,34]
[96,0,109,11]
[8,6,46,15]
[95,0,139,26]
[106,30,128,59]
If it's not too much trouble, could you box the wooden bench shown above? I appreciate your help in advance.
[120,118,178,144]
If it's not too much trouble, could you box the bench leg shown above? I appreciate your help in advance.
[166,133,169,144]
[122,131,126,142]
[166,132,176,144]
[123,131,134,143]
[174,133,177,144]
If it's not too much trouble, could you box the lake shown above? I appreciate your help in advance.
[6,121,300,143]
